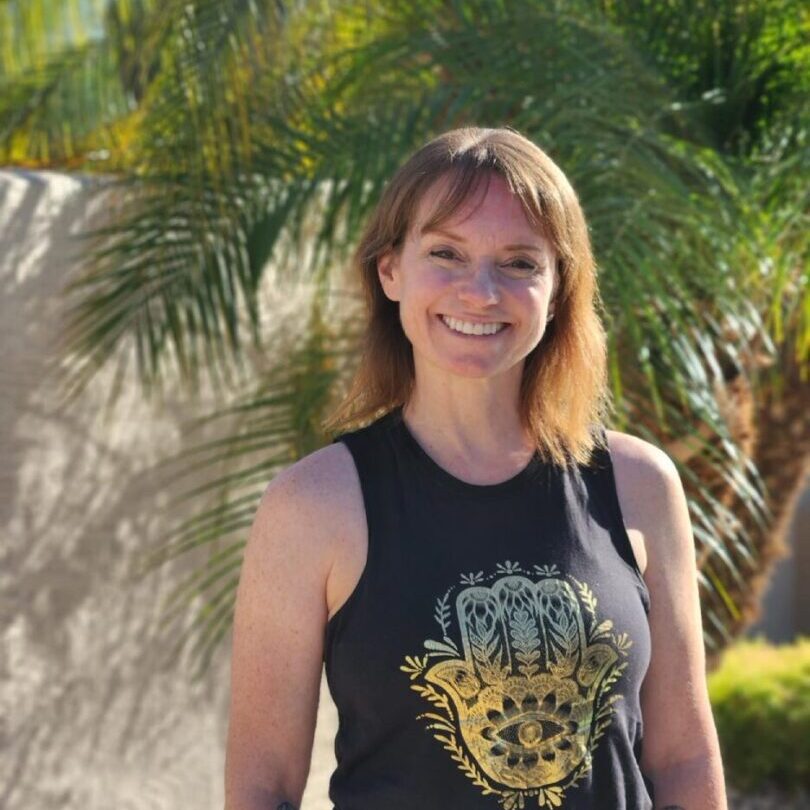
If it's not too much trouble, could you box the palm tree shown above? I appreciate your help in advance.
[597,0,810,659]
[2,0,806,677]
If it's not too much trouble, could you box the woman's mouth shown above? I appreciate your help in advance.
[437,314,510,337]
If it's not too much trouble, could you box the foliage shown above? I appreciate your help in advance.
[598,0,810,156]
[708,635,810,793]
[1,0,807,674]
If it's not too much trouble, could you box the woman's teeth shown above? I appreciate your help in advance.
[440,315,507,336]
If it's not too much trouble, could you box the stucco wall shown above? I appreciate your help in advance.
[0,169,337,810]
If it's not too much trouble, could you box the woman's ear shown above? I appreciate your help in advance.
[377,249,401,302]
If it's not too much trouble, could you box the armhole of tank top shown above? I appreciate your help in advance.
[598,428,651,613]
[324,431,375,636]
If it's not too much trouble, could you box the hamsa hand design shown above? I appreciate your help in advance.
[401,568,631,807]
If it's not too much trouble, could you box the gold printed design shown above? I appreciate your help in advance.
[400,561,632,808]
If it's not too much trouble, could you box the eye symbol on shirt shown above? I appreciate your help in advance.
[491,711,569,749]
[400,570,633,809]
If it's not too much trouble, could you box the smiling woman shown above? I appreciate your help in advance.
[224,127,728,810]
[375,169,559,391]
[323,126,605,467]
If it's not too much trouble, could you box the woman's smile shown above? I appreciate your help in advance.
[437,314,512,338]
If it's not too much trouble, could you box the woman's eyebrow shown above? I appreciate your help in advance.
[420,226,545,253]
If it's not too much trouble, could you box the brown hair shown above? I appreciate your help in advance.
[321,125,613,468]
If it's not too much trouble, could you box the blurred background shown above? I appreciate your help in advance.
[1,1,808,808]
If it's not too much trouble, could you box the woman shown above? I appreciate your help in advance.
[224,127,728,809]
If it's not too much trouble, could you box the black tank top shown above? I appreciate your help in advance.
[323,406,654,809]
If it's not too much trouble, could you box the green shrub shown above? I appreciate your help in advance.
[708,635,810,793]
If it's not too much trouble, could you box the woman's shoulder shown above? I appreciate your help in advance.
[264,413,394,540]
[603,429,681,523]
[283,441,368,600]
[604,428,677,483]
[254,441,367,592]
[603,429,683,579]
[267,439,362,513]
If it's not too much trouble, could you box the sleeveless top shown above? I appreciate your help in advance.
[323,406,654,809]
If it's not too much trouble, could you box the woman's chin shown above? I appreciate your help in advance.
[419,350,519,380]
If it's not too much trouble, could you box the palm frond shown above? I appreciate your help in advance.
[131,303,358,677]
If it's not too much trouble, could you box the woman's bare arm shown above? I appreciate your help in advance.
[611,432,728,809]
[224,447,345,810]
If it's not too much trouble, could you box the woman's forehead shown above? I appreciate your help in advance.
[411,172,551,245]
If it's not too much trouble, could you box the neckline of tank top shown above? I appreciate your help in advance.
[383,405,547,498]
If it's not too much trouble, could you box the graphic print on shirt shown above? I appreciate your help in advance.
[399,560,633,809]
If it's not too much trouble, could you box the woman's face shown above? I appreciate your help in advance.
[378,172,558,382]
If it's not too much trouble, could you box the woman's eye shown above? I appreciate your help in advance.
[429,250,538,275]
[507,259,536,271]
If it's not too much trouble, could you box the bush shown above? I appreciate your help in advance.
[708,635,810,794]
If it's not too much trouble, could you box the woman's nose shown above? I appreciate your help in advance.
[457,262,501,305]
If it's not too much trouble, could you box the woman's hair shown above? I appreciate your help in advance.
[321,125,613,467]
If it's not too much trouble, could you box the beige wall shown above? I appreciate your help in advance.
[0,169,337,810]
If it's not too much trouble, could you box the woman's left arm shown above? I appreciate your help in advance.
[616,436,729,810]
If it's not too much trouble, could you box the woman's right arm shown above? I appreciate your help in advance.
[223,449,340,810]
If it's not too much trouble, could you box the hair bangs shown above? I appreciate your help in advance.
[416,157,548,246]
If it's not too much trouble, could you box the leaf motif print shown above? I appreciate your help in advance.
[434,590,452,635]
[469,616,508,685]
[613,631,633,653]
[424,638,460,658]
[496,560,523,574]
[537,579,585,675]
[533,563,560,578]
[591,619,614,642]
[509,608,542,678]
[399,654,428,679]
[573,579,597,620]
[402,564,633,809]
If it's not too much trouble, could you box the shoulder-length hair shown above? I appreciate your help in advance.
[321,125,613,468]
